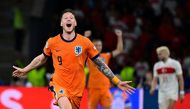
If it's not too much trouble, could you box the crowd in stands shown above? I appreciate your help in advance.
[2,0,190,92]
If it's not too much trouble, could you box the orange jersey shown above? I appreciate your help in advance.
[43,33,99,97]
[88,53,112,89]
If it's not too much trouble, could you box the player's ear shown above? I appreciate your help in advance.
[60,16,63,27]
[60,21,63,27]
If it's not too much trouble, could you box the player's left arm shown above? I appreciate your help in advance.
[111,29,123,58]
[176,61,185,102]
[178,74,184,93]
[86,36,134,94]
[177,74,185,102]
[93,57,135,94]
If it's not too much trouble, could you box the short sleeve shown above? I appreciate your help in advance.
[153,64,158,77]
[175,61,183,75]
[86,38,99,60]
[43,38,52,56]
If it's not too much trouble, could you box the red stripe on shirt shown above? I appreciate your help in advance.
[157,67,175,75]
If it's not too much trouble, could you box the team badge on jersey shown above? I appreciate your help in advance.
[74,46,82,56]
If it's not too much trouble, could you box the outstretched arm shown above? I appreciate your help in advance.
[112,29,123,57]
[12,53,47,77]
[93,57,135,94]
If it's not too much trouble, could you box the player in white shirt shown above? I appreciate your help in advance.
[150,46,184,109]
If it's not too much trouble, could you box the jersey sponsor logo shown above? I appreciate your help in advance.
[74,46,82,56]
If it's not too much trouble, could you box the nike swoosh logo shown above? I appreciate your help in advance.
[56,50,61,52]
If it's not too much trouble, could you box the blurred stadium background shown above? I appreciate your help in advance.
[0,0,190,109]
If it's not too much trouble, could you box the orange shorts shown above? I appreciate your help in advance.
[48,81,82,109]
[88,88,112,109]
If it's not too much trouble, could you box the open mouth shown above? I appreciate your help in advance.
[66,24,72,27]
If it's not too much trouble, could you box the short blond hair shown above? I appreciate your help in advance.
[156,46,170,56]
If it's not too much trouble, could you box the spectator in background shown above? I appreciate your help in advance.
[120,62,136,87]
[183,53,190,77]
[144,71,153,88]
[10,77,26,86]
[149,0,162,16]
[164,0,177,15]
[27,66,47,87]
[158,8,176,46]
[135,58,150,88]
[13,0,25,54]
[138,71,153,89]
[135,58,149,83]
[183,51,190,91]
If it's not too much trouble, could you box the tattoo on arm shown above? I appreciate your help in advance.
[93,57,114,80]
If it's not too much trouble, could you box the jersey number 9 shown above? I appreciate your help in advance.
[57,56,62,65]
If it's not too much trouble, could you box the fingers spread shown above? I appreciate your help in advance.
[126,90,132,95]
[120,81,132,85]
[127,87,135,94]
[121,84,135,94]
[12,70,21,77]
[12,71,18,76]
[122,83,135,90]
[127,85,136,90]
[12,73,18,77]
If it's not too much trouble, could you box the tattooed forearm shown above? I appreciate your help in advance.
[93,57,115,80]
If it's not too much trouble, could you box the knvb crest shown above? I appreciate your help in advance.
[74,46,82,56]
[59,89,64,94]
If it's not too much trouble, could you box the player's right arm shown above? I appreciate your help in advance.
[13,38,52,77]
[12,54,47,77]
[150,64,158,95]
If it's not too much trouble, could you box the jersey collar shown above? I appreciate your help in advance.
[60,33,77,42]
